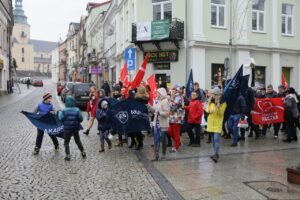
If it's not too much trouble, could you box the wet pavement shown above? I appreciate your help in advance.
[0,80,300,199]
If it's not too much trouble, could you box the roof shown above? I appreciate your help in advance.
[86,1,111,11]
[69,22,80,32]
[29,39,58,53]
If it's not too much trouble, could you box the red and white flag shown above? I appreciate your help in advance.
[281,72,288,89]
[131,53,149,90]
[120,63,129,87]
[147,74,157,105]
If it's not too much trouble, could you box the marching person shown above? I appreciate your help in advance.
[283,87,299,143]
[206,87,227,163]
[227,92,246,147]
[205,87,227,163]
[168,87,185,153]
[83,86,99,136]
[58,96,86,161]
[152,88,170,161]
[185,91,203,146]
[33,93,59,155]
[96,99,112,152]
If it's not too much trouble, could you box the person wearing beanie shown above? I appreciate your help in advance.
[283,87,299,143]
[33,93,59,155]
[206,88,227,163]
[96,99,112,152]
[58,96,86,161]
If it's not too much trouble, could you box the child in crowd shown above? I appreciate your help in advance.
[58,96,86,161]
[185,91,203,147]
[96,99,112,152]
[33,93,59,155]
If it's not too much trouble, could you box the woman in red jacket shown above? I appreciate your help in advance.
[185,91,203,146]
[83,86,99,135]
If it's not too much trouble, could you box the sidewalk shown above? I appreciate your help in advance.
[0,84,36,109]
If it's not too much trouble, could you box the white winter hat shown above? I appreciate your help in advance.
[212,87,221,95]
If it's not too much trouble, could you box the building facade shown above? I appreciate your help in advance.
[188,0,300,89]
[51,47,59,83]
[58,41,67,81]
[65,23,80,81]
[0,0,13,95]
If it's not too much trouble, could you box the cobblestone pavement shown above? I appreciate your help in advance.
[0,81,167,200]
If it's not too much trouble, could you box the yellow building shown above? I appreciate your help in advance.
[12,0,57,76]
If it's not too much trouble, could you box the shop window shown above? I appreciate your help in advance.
[152,0,172,21]
[22,47,24,54]
[211,63,225,87]
[22,57,25,62]
[254,66,266,87]
[211,0,225,28]
[252,0,265,32]
[282,4,293,35]
[282,67,291,86]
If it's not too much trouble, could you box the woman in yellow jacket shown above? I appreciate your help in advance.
[205,87,227,163]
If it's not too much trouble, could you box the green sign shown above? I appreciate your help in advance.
[151,20,170,40]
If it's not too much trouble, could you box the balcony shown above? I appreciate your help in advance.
[132,18,184,51]
[34,57,51,64]
[87,53,98,64]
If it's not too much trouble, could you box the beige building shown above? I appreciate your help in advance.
[12,0,57,76]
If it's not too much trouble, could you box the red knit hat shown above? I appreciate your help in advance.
[43,93,52,101]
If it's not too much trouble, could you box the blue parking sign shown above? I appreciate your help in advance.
[125,48,136,71]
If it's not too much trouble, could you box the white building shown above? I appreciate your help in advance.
[51,47,59,83]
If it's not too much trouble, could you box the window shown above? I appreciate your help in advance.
[22,57,25,62]
[152,0,172,21]
[41,54,43,58]
[252,0,265,32]
[22,48,24,54]
[211,0,225,27]
[211,63,225,87]
[255,66,266,87]
[282,4,293,35]
[125,11,129,41]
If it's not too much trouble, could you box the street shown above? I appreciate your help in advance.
[0,80,300,200]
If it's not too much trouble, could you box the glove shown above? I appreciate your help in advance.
[87,113,90,121]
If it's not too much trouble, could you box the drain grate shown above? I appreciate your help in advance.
[244,181,300,200]
[266,187,283,193]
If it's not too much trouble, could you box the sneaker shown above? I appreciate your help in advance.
[210,155,218,163]
[81,151,86,158]
[64,155,71,161]
[169,148,178,153]
[54,146,59,153]
[33,147,39,155]
[230,143,237,147]
[274,135,278,139]
[83,129,90,136]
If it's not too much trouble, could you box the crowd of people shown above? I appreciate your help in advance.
[32,81,300,163]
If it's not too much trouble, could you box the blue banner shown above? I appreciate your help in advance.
[21,111,83,138]
[108,100,150,134]
[222,65,250,119]
[186,69,194,98]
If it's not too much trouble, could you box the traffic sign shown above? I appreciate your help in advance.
[125,48,136,71]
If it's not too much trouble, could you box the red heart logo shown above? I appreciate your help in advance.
[257,100,273,113]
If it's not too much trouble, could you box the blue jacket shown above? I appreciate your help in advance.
[231,95,246,115]
[37,101,54,115]
[96,108,111,131]
[58,96,83,133]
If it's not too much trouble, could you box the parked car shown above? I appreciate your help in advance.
[71,83,95,107]
[32,79,43,87]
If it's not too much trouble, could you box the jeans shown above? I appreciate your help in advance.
[212,133,220,156]
[64,131,84,155]
[100,130,110,145]
[187,123,201,144]
[35,129,59,149]
[153,124,167,157]
[227,114,241,144]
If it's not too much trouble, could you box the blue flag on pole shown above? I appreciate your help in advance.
[186,69,194,98]
[108,100,150,134]
[21,111,83,138]
[222,65,250,119]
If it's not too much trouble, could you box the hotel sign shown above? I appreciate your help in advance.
[144,51,178,63]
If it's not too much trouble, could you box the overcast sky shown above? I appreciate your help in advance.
[20,0,107,42]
